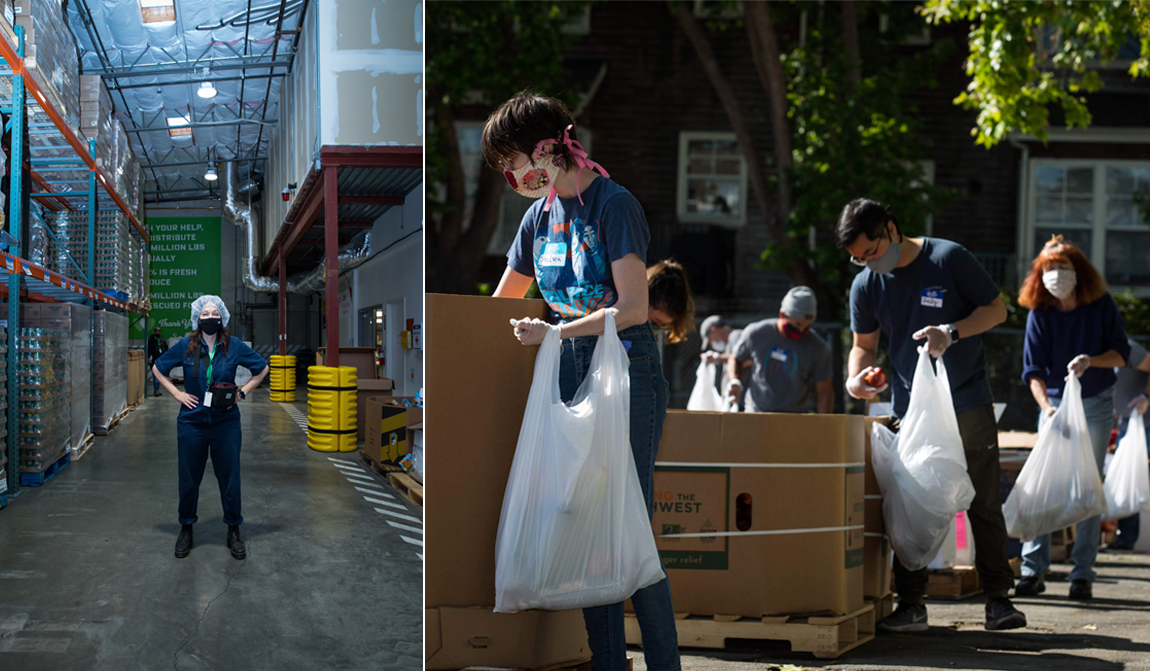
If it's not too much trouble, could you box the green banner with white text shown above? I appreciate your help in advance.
[130,216,221,340]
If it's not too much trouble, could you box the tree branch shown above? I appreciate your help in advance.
[841,0,862,95]
[674,6,781,245]
[744,1,793,218]
[434,96,465,258]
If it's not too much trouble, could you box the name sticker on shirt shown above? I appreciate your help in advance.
[539,242,568,267]
[203,391,214,408]
[769,348,789,363]
[921,289,944,308]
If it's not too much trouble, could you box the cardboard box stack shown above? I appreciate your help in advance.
[92,311,127,435]
[127,349,144,407]
[13,0,80,133]
[79,74,116,169]
[425,294,589,670]
[646,410,866,618]
[52,210,131,298]
[356,378,394,440]
[863,417,893,600]
[16,325,70,474]
[364,396,420,467]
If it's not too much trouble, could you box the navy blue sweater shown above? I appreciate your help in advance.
[1021,293,1131,399]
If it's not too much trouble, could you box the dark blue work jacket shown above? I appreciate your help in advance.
[155,337,268,424]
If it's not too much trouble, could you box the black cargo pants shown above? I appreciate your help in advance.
[892,403,1015,603]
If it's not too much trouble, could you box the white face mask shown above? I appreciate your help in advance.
[710,340,726,353]
[1042,269,1077,300]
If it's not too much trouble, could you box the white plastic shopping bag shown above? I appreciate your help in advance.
[494,311,666,613]
[1103,411,1150,521]
[687,361,727,412]
[1002,373,1107,540]
[871,347,976,571]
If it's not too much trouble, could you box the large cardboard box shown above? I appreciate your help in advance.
[356,378,394,440]
[317,347,378,380]
[862,417,892,598]
[364,397,419,465]
[649,410,866,618]
[425,294,588,670]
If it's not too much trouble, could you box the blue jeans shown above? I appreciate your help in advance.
[559,321,680,671]
[177,415,244,526]
[1115,414,1150,547]
[1021,387,1114,582]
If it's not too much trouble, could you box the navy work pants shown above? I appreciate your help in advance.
[177,414,243,526]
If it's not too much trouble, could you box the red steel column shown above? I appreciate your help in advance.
[324,166,339,367]
[278,256,287,357]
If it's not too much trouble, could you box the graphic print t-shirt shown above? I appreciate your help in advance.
[507,177,650,321]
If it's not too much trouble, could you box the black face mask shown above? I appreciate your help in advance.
[200,318,222,336]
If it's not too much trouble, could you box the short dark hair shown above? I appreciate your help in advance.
[835,198,898,249]
[481,90,577,171]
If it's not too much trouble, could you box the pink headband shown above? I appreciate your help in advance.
[537,125,610,212]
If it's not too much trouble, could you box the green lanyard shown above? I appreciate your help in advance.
[205,343,216,384]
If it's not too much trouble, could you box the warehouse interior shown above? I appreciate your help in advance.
[0,1,423,667]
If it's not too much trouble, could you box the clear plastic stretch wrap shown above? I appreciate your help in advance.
[68,303,91,450]
[29,206,53,272]
[92,311,127,434]
[17,327,71,473]
[52,210,131,296]
[79,75,116,170]
[15,0,80,132]
[0,325,8,473]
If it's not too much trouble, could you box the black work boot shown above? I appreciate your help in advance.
[1014,576,1046,596]
[1069,579,1093,600]
[227,525,247,560]
[175,524,193,559]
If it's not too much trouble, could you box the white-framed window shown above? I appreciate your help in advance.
[560,6,592,35]
[677,131,748,226]
[1024,159,1150,288]
[448,120,596,256]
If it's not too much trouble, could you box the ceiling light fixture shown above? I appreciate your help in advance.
[197,81,218,99]
[139,0,176,25]
[204,166,218,181]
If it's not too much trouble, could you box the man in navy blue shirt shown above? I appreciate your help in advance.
[837,198,1027,633]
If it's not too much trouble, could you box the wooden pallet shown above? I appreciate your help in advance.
[459,658,626,671]
[20,450,71,487]
[625,604,875,659]
[926,566,982,600]
[70,433,95,461]
[386,472,423,509]
[868,593,895,621]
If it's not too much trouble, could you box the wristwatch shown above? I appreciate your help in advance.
[238,389,247,400]
[943,324,960,343]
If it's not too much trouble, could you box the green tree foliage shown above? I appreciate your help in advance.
[426,2,592,293]
[770,3,955,305]
[923,0,1150,147]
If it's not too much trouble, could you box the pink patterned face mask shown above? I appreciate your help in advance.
[502,125,610,212]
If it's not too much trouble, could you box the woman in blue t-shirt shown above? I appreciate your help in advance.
[1016,237,1130,600]
[485,91,680,671]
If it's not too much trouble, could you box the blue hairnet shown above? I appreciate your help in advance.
[190,295,231,330]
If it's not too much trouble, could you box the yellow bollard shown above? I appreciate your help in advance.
[269,354,297,402]
[306,366,357,452]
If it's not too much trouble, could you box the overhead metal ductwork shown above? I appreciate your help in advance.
[221,161,374,295]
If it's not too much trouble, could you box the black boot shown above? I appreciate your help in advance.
[227,525,246,560]
[175,524,193,559]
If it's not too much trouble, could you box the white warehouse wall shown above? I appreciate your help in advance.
[345,185,423,397]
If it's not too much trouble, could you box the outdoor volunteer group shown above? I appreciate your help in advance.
[477,90,1150,669]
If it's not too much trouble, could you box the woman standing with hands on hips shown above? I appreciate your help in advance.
[1017,237,1130,600]
[486,91,680,671]
[152,295,269,561]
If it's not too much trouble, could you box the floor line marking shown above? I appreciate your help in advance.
[386,521,423,534]
[400,536,423,547]
[374,508,421,523]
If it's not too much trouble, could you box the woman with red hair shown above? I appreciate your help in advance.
[1016,236,1131,601]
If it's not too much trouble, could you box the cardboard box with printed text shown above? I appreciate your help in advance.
[424,294,589,670]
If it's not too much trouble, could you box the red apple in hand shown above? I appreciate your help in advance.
[864,368,887,389]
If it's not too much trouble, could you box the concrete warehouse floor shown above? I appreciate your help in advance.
[631,555,1150,671]
[0,391,422,669]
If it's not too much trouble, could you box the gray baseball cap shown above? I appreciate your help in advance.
[781,286,817,321]
[700,315,727,349]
